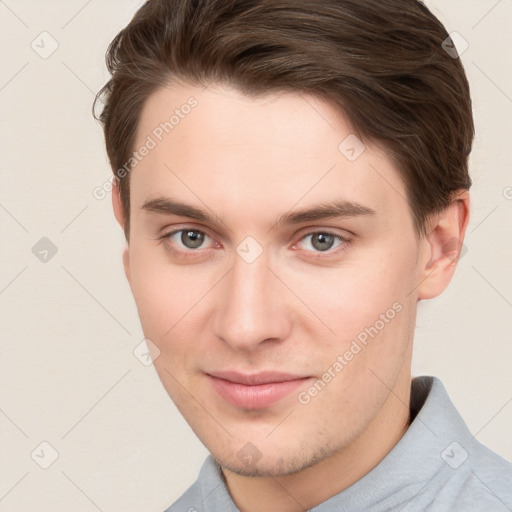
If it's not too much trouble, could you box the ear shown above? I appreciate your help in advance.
[111,179,131,282]
[416,190,470,300]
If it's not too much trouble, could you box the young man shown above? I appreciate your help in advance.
[94,0,512,510]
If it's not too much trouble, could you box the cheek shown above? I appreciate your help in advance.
[129,245,198,324]
[128,251,208,397]
[127,245,225,373]
[281,246,416,344]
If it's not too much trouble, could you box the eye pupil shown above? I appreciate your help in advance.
[312,233,335,251]
[181,230,204,249]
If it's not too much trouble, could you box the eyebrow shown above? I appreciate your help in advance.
[142,197,376,228]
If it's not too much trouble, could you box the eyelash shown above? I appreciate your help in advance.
[159,228,351,259]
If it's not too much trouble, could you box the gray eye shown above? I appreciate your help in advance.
[311,233,336,251]
[181,230,205,249]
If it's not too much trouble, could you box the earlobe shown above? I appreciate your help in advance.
[417,191,470,300]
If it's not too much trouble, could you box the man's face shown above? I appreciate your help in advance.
[123,83,427,476]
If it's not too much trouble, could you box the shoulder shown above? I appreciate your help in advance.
[408,377,512,510]
[163,483,202,512]
[162,456,238,512]
[434,439,512,510]
[463,442,512,505]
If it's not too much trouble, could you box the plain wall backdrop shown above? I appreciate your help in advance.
[1,0,511,510]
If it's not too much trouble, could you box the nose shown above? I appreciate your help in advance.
[212,250,293,351]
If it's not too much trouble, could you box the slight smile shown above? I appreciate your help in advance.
[206,371,313,409]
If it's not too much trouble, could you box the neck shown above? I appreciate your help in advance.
[222,369,412,512]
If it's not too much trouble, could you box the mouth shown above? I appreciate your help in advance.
[206,371,312,409]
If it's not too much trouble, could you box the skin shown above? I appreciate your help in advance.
[112,82,469,512]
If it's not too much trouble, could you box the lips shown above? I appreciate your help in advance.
[206,371,312,409]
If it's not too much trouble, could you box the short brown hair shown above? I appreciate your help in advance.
[94,0,474,240]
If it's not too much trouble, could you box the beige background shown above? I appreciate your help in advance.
[1,0,511,510]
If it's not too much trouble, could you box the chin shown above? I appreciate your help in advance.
[212,441,334,478]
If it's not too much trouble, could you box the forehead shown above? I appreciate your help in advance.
[137,83,354,155]
[131,83,410,230]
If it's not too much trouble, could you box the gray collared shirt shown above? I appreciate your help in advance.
[164,376,512,511]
